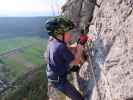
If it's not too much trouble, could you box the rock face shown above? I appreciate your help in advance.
[62,0,96,31]
[62,0,133,100]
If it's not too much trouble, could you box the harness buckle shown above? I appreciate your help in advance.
[48,76,60,83]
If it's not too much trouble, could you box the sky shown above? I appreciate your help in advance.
[0,0,66,17]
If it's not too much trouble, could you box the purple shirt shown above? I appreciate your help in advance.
[46,38,74,76]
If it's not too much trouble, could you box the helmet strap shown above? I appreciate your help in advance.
[53,35,65,44]
[63,33,65,42]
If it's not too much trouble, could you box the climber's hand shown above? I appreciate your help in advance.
[70,65,80,72]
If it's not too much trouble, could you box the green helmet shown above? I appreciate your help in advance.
[45,16,74,37]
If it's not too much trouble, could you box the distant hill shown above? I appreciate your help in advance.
[0,17,50,38]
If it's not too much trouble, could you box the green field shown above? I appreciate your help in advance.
[0,36,49,100]
[0,37,45,53]
[0,36,47,80]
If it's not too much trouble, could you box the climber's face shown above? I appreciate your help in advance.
[64,32,71,43]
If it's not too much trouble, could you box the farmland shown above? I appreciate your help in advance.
[0,36,47,80]
[0,36,49,100]
[0,16,67,100]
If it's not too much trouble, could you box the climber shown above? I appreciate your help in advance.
[44,16,84,100]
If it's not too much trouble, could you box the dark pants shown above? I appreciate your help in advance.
[51,80,84,100]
